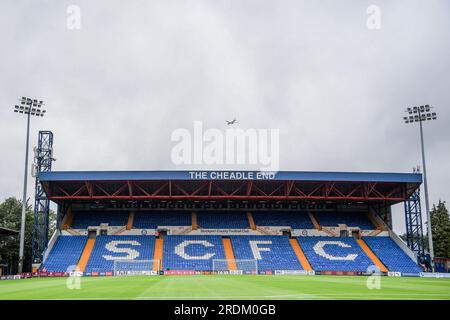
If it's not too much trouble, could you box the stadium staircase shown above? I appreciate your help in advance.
[77,238,96,272]
[307,211,322,230]
[222,237,237,271]
[192,212,198,230]
[355,238,388,273]
[289,238,312,271]
[153,238,164,271]
[308,211,337,236]
[61,208,74,230]
[246,211,256,230]
[126,212,135,230]
[366,212,386,236]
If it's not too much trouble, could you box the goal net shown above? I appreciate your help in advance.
[113,259,160,276]
[212,259,258,275]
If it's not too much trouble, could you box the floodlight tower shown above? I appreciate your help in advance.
[13,97,46,274]
[403,105,437,270]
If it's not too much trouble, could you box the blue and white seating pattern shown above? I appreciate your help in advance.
[71,211,129,229]
[163,236,226,271]
[252,211,314,229]
[83,235,155,273]
[363,237,422,274]
[231,236,303,272]
[41,236,87,272]
[197,212,249,229]
[133,211,191,228]
[314,212,375,229]
[297,237,373,272]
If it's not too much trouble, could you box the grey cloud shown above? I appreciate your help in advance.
[0,0,449,234]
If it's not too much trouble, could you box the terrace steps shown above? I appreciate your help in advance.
[289,238,312,271]
[153,238,164,271]
[77,238,96,272]
[222,238,237,271]
[247,211,256,230]
[126,212,135,230]
[356,238,388,273]
[192,212,198,230]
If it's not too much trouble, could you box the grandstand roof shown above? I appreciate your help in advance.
[40,170,421,183]
[39,170,421,204]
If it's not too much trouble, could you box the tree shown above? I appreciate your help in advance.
[0,197,33,274]
[429,200,450,258]
[0,197,57,274]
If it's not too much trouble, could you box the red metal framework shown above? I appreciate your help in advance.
[42,179,420,204]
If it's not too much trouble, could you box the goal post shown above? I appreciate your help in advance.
[113,259,160,276]
[212,259,258,275]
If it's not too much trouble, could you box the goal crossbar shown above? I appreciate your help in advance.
[113,259,160,276]
[212,259,258,274]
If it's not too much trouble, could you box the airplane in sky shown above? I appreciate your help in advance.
[226,118,237,125]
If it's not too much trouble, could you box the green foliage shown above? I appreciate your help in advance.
[430,200,450,258]
[0,197,33,274]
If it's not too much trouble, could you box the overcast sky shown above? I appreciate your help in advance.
[0,0,449,233]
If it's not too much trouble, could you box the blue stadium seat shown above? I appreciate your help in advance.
[83,235,155,273]
[163,236,226,271]
[363,237,422,274]
[314,212,375,229]
[71,211,129,229]
[231,236,303,272]
[197,211,249,229]
[297,237,373,272]
[133,211,191,228]
[252,211,314,229]
[41,236,87,272]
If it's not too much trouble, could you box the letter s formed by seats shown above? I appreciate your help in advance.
[175,240,215,260]
[102,240,141,260]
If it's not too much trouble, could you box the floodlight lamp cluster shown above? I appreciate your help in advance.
[403,105,437,124]
[14,97,46,117]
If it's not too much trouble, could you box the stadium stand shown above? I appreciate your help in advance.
[163,235,226,270]
[133,211,191,228]
[42,210,423,274]
[71,211,129,229]
[297,237,374,272]
[314,211,375,229]
[363,237,422,273]
[83,235,155,273]
[252,211,314,229]
[41,236,87,272]
[197,212,249,229]
[231,236,303,271]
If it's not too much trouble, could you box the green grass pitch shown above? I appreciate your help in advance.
[0,275,449,300]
